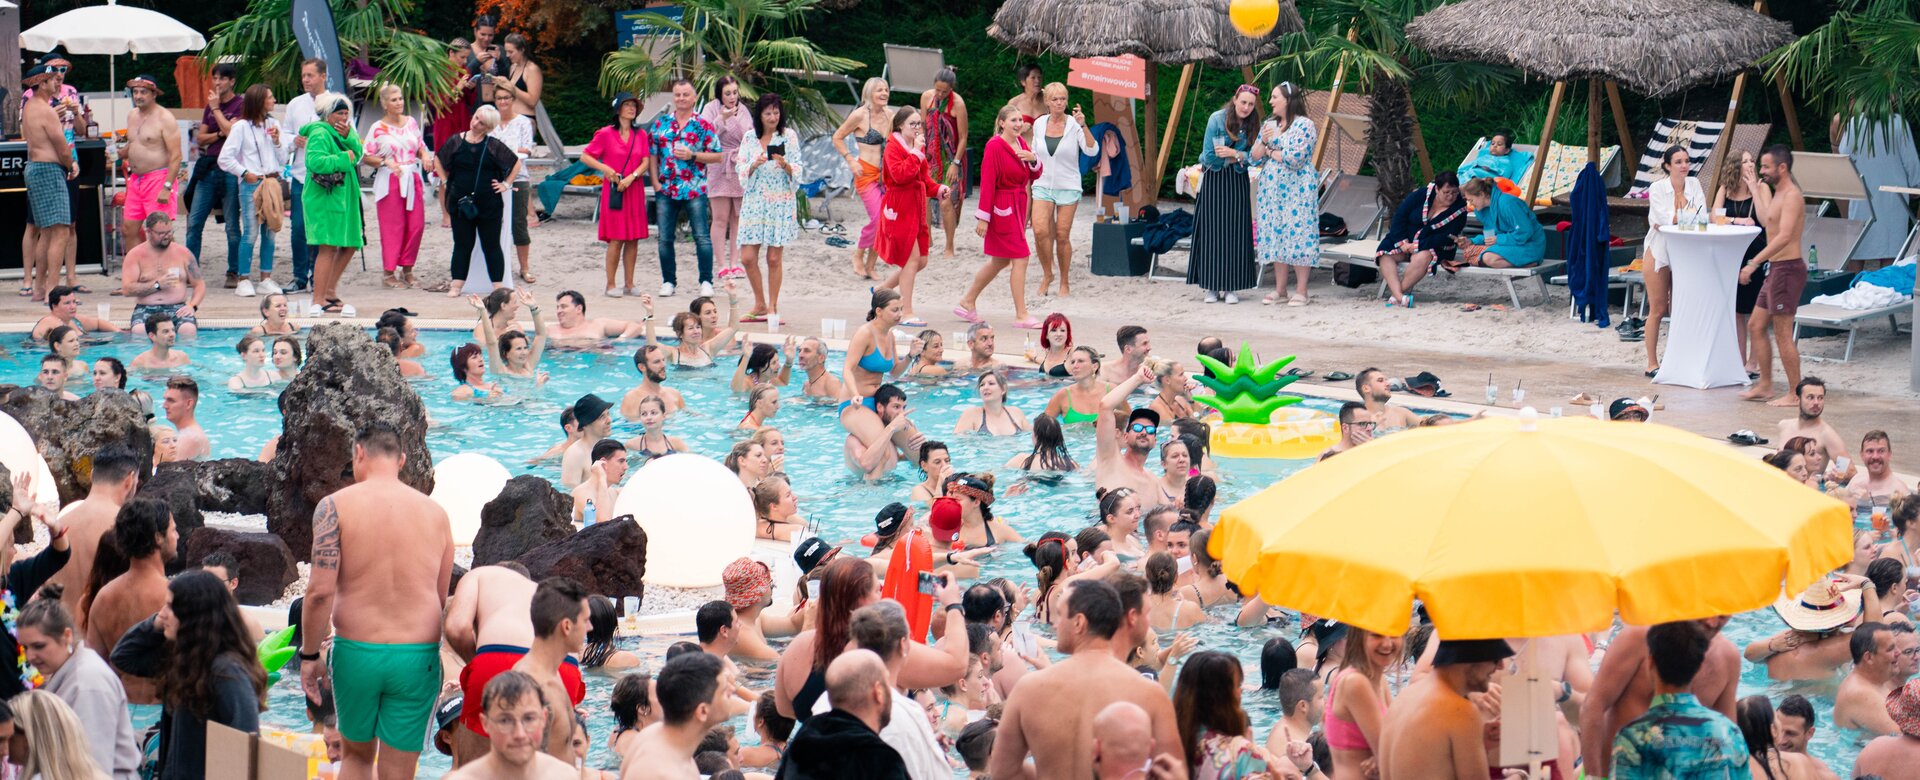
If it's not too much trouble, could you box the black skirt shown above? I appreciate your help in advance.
[1187,167,1257,291]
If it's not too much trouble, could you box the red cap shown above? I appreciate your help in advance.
[929,496,962,543]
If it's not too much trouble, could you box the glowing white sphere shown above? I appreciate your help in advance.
[613,453,754,588]
[0,412,62,507]
[430,452,512,546]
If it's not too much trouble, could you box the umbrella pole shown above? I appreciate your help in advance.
[1523,81,1566,206]
[1153,63,1195,186]
[1605,81,1637,170]
[1586,79,1600,166]
[1310,25,1360,171]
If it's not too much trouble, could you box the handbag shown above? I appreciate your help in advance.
[455,138,489,220]
[604,126,642,211]
[308,126,349,191]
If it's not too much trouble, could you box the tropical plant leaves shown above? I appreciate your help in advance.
[204,0,461,114]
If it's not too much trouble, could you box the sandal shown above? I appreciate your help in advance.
[73,284,93,294]
[740,313,768,323]
[1262,294,1282,306]
[518,270,539,284]
[952,306,985,325]
[1011,317,1042,329]
[320,301,344,314]
[423,281,452,294]
[899,317,929,328]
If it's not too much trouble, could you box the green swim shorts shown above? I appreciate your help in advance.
[329,638,442,752]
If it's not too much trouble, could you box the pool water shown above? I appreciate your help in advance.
[5,328,1864,775]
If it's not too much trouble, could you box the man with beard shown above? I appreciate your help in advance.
[1850,431,1912,506]
[86,498,177,704]
[845,384,921,481]
[621,344,686,418]
[1093,367,1164,499]
[1740,145,1809,407]
[1579,617,1741,777]
[796,337,845,401]
[118,75,182,247]
[1355,368,1419,431]
[118,213,205,340]
[1776,377,1853,481]
[1379,639,1512,779]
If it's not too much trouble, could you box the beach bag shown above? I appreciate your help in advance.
[1318,213,1349,239]
[1333,261,1376,288]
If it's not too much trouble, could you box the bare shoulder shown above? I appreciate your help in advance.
[534,752,577,778]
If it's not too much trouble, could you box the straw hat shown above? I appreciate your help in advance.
[1772,578,1862,632]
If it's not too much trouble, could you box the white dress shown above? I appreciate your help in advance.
[1644,176,1707,270]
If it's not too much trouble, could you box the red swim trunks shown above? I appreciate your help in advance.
[459,645,585,735]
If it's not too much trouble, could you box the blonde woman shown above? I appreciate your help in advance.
[1028,83,1096,297]
[433,105,522,296]
[363,83,438,288]
[8,689,110,780]
[831,78,896,280]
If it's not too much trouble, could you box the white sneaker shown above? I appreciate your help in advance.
[340,304,357,318]
[1224,292,1241,304]
[235,279,256,297]
[606,287,624,298]
[1203,290,1219,304]
[256,278,282,296]
[700,281,714,297]
[660,282,676,297]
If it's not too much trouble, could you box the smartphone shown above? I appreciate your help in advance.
[766,143,786,157]
[917,571,939,596]
[1010,622,1038,658]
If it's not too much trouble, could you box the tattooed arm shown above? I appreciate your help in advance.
[300,496,341,701]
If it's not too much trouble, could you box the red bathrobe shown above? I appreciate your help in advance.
[878,133,942,267]
[974,135,1042,259]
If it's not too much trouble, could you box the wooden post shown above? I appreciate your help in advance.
[1141,61,1161,203]
[1703,69,1751,203]
[1775,71,1805,150]
[1311,25,1360,170]
[0,5,18,138]
[1604,81,1637,170]
[1523,80,1566,206]
[1154,63,1196,186]
[1410,104,1434,180]
[1586,79,1601,165]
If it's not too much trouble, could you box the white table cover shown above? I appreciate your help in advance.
[1653,224,1762,389]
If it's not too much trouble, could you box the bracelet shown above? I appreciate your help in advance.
[945,551,956,565]
[49,528,67,542]
[944,603,964,614]
[298,650,321,661]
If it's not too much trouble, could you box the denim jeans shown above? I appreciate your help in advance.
[289,179,312,286]
[186,169,241,273]
[655,193,713,286]
[234,178,276,276]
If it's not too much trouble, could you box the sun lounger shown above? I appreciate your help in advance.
[1625,118,1772,197]
[882,44,945,96]
[1305,91,1372,176]
[1794,301,1914,362]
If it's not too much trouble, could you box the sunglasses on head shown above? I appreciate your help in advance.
[1128,423,1157,434]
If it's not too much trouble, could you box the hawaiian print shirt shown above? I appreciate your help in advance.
[646,111,721,200]
[1610,693,1752,780]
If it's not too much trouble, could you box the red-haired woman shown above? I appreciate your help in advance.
[954,104,1042,328]
[1029,312,1074,377]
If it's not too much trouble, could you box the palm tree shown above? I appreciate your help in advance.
[1762,0,1920,132]
[597,0,862,133]
[204,0,460,114]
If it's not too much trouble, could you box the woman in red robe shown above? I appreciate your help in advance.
[954,105,1042,328]
[875,108,949,328]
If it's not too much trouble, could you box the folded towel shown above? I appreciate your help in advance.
[1811,283,1909,311]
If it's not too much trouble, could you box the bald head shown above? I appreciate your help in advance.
[1093,701,1153,778]
[826,649,892,730]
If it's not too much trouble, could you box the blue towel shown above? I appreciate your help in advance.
[1566,162,1611,328]
[536,161,590,216]
[1853,262,1916,296]
[1081,122,1132,196]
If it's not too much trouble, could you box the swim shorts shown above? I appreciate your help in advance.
[1033,186,1082,206]
[123,169,178,225]
[129,302,197,332]
[26,162,72,227]
[330,638,442,752]
[457,644,585,736]
[1754,258,1808,317]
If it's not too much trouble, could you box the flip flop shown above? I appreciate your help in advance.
[1284,367,1315,378]
[73,285,92,294]
[16,288,32,297]
[952,306,985,325]
[1323,371,1354,382]
[899,317,929,328]
[740,313,768,323]
[1011,318,1042,329]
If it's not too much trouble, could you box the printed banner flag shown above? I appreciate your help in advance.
[290,0,348,96]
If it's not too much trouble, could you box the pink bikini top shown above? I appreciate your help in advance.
[1323,670,1384,751]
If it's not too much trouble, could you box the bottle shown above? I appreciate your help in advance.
[583,499,597,526]
[85,116,99,140]
[1809,245,1819,271]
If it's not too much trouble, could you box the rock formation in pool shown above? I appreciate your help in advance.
[473,475,575,566]
[140,458,273,566]
[184,526,299,605]
[518,517,647,600]
[269,323,435,560]
[0,388,151,507]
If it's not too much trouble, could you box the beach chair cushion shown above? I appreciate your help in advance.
[1534,144,1620,203]
[1627,118,1725,197]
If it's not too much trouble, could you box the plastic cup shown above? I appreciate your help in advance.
[97,303,111,324]
[1511,388,1526,405]
[1837,457,1852,473]
[767,314,781,333]
[1550,406,1563,418]
[622,596,640,616]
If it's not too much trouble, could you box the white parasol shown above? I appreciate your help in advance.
[20,0,208,129]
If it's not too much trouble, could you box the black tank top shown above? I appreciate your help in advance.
[1723,196,1768,260]
[793,667,828,725]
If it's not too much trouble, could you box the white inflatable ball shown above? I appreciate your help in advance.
[430,452,512,546]
[612,453,753,588]
[0,412,62,507]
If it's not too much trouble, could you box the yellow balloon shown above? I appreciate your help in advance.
[1229,0,1280,38]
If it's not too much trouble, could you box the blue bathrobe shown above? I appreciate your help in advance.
[1471,189,1545,267]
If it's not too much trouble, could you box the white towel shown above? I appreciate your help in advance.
[1810,283,1910,311]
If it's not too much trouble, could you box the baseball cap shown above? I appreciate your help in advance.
[793,536,841,575]
[929,496,963,543]
[873,502,909,538]
[572,393,614,428]
[1608,397,1648,421]
[1431,639,1516,666]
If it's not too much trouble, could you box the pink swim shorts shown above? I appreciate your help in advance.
[123,169,178,224]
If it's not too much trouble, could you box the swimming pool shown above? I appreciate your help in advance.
[4,327,1864,775]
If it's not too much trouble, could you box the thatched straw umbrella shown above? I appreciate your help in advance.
[989,0,1303,195]
[1407,0,1792,203]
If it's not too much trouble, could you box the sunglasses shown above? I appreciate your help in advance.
[48,66,70,74]
[1128,423,1157,434]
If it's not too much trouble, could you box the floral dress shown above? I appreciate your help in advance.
[735,129,803,247]
[1254,116,1319,267]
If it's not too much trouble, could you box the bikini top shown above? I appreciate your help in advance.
[857,346,895,374]
[1322,670,1383,751]
[856,128,886,146]
[979,405,1020,433]
[1046,362,1071,378]
[1061,388,1103,424]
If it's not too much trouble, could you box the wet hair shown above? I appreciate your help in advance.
[1021,414,1077,471]
[812,557,876,671]
[92,445,140,485]
[1024,532,1072,616]
[1277,667,1316,714]
[1110,571,1147,622]
[584,595,620,667]
[1868,557,1903,599]
[874,383,907,410]
[724,440,764,474]
[45,325,76,354]
[755,689,793,742]
[961,583,1005,624]
[1144,553,1178,594]
[143,313,170,335]
[1892,495,1920,536]
[611,672,652,729]
[1073,526,1110,560]
[274,336,304,367]
[354,420,405,458]
[503,33,531,56]
[1260,638,1299,690]
[497,330,530,361]
[1736,695,1779,764]
[750,92,787,137]
[956,718,996,770]
[200,551,240,580]
[451,343,483,383]
[78,535,127,630]
[158,571,267,716]
[871,502,911,553]
[1183,474,1217,522]
[696,600,736,644]
[530,577,588,639]
[1647,621,1711,686]
[694,751,731,775]
[1099,488,1137,529]
[1777,694,1815,730]
[559,407,578,432]
[746,385,778,418]
[917,441,948,470]
[1064,579,1124,639]
[95,357,127,389]
[591,439,626,464]
[1175,651,1250,771]
[113,498,172,560]
[656,651,725,726]
[850,601,910,662]
[866,288,901,321]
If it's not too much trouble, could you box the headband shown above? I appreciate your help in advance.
[950,477,994,506]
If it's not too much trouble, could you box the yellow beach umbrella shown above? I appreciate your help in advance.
[1212,413,1852,639]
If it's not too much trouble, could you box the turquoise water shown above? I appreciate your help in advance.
[4,327,1862,775]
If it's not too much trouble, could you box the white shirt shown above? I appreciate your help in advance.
[217,118,284,178]
[813,684,952,780]
[1029,114,1097,192]
[490,115,535,183]
[1644,175,1708,266]
[281,91,353,183]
